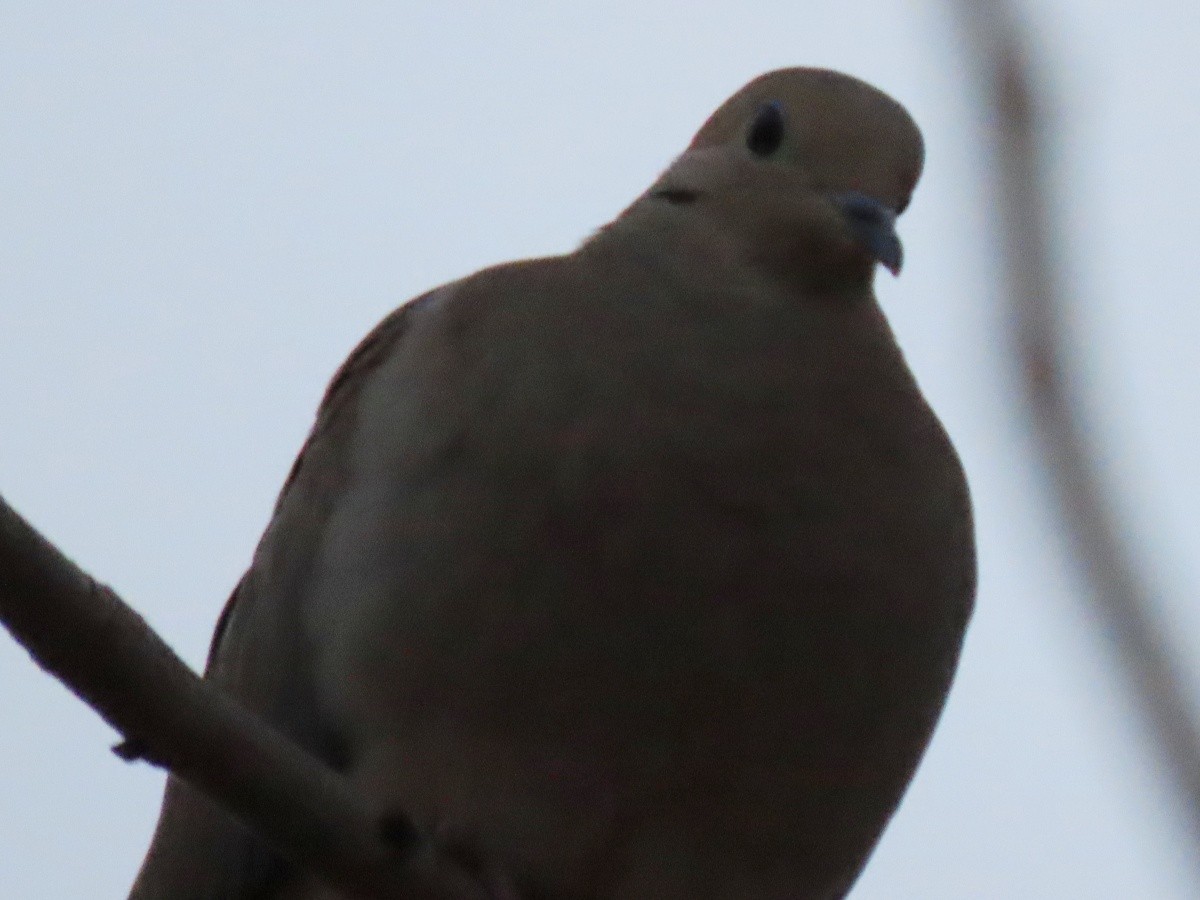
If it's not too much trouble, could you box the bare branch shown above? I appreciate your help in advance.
[956,0,1200,865]
[0,493,485,899]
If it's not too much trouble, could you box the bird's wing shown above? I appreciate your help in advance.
[129,290,441,900]
[206,293,432,671]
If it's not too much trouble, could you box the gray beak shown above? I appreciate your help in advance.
[833,191,903,275]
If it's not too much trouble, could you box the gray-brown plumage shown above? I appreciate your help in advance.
[130,68,975,899]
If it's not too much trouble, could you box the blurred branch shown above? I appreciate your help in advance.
[956,0,1200,864]
[0,493,485,899]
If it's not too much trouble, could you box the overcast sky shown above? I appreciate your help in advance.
[2,4,1199,897]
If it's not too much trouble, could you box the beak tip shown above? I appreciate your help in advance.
[832,191,904,278]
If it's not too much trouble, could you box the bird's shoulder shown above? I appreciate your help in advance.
[202,256,569,669]
[205,287,447,668]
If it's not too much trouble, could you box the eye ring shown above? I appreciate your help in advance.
[746,101,785,158]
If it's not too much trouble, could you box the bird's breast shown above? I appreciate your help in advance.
[298,266,974,897]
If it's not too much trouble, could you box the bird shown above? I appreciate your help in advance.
[129,67,976,900]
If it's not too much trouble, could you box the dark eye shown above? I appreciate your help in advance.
[746,101,785,158]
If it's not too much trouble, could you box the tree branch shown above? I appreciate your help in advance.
[956,0,1200,869]
[0,492,485,899]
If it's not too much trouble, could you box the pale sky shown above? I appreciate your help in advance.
[2,4,1198,897]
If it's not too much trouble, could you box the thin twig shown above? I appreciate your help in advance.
[956,0,1200,867]
[0,493,484,899]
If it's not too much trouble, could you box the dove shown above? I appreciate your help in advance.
[129,67,975,900]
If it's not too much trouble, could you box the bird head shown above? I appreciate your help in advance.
[640,68,924,291]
